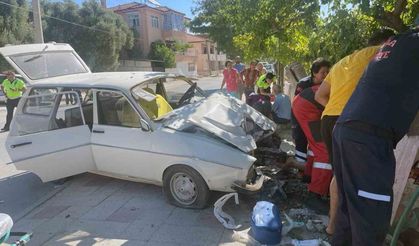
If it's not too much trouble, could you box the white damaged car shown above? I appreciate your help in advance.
[0,43,276,208]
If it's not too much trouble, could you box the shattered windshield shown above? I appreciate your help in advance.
[10,51,88,80]
[131,77,205,121]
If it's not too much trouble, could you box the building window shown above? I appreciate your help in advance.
[188,63,195,72]
[151,16,159,28]
[202,45,207,54]
[128,14,140,28]
[210,45,214,54]
[163,12,184,31]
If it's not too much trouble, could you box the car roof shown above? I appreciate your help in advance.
[28,71,181,91]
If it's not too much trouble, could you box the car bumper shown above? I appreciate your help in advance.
[232,169,266,195]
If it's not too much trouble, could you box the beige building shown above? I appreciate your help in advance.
[111,2,226,76]
[111,2,188,57]
[180,34,226,76]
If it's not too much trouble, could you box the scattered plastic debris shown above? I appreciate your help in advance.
[282,213,305,236]
[214,192,242,230]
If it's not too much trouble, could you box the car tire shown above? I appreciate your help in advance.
[163,165,210,209]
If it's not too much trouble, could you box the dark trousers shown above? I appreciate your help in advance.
[4,98,20,129]
[272,114,290,125]
[332,124,395,246]
[321,115,339,164]
[244,86,255,100]
[291,111,308,162]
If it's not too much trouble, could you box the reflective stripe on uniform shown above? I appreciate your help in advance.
[357,190,391,202]
[295,150,307,163]
[295,150,307,158]
[313,162,332,170]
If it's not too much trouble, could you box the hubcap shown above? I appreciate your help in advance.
[170,172,197,205]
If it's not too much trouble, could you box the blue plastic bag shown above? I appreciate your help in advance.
[251,201,282,245]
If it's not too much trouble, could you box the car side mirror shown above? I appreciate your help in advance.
[140,119,151,132]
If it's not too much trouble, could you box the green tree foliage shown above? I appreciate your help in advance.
[324,0,419,32]
[42,0,133,71]
[190,0,320,64]
[306,9,379,64]
[120,28,143,60]
[0,0,33,46]
[148,40,175,68]
[192,0,418,68]
[0,0,33,70]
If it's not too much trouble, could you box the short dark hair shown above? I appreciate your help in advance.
[367,28,396,46]
[310,58,331,77]
[225,60,232,67]
[266,72,275,80]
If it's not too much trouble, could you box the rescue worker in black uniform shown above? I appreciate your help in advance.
[292,58,331,165]
[331,24,419,245]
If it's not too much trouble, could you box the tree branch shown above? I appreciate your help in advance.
[375,0,409,32]
[393,0,407,16]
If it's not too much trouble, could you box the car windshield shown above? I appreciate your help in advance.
[10,51,88,80]
[131,77,205,121]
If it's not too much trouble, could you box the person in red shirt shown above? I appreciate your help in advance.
[240,61,260,99]
[220,60,240,98]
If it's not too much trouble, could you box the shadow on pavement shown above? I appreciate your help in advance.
[0,172,57,219]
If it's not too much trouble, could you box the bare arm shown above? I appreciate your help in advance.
[315,81,331,106]
[220,77,225,90]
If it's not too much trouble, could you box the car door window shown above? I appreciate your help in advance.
[17,91,85,135]
[53,93,84,129]
[96,91,140,128]
[24,88,58,116]
[62,88,94,129]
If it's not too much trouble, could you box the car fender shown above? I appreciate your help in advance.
[161,157,250,192]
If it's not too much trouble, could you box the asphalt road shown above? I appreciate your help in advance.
[0,76,222,220]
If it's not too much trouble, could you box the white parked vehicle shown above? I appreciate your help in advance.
[0,43,276,208]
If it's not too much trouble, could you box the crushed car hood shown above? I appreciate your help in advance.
[163,92,276,152]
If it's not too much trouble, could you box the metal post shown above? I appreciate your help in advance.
[206,40,211,75]
[100,0,107,8]
[32,0,44,43]
[214,44,218,71]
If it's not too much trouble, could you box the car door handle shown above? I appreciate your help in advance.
[10,141,32,149]
[92,130,105,133]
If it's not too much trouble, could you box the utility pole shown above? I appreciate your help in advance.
[32,0,44,43]
[100,0,107,8]
[206,40,211,75]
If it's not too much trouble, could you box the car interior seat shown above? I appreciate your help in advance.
[137,87,158,119]
[142,87,173,118]
[116,97,140,128]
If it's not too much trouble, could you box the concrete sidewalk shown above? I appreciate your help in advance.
[10,173,255,246]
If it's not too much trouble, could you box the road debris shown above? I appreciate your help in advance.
[214,192,242,230]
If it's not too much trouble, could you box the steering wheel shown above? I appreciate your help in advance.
[178,83,197,107]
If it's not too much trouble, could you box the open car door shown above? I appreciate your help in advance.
[0,43,91,84]
[5,91,95,182]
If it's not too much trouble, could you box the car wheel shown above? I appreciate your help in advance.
[163,165,209,209]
